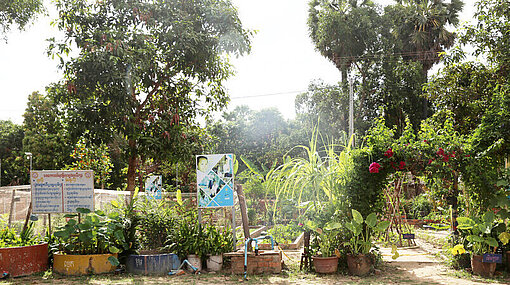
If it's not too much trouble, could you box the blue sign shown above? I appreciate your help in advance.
[197,154,234,208]
[402,233,415,239]
[145,175,162,199]
[482,253,502,263]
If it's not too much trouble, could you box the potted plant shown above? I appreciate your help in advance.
[310,225,341,274]
[52,207,129,275]
[126,198,180,275]
[203,224,233,272]
[167,206,205,271]
[344,209,390,276]
[0,221,48,277]
[457,211,505,277]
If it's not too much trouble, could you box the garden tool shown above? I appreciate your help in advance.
[244,235,276,280]
[0,272,9,279]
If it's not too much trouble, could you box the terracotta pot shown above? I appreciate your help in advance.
[347,254,372,276]
[312,256,338,274]
[53,253,117,275]
[0,243,48,277]
[471,254,496,277]
[507,251,510,272]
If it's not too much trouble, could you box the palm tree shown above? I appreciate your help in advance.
[389,0,464,74]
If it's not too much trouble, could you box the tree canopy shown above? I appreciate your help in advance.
[48,0,251,192]
[0,0,44,39]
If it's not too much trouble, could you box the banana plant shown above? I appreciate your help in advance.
[344,209,390,255]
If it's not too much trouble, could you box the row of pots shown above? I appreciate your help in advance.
[0,243,224,277]
[313,254,372,276]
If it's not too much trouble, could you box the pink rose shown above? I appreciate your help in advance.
[369,162,381,173]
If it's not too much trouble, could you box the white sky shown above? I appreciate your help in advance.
[0,0,476,125]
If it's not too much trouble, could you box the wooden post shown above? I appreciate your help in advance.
[235,184,250,240]
[48,213,52,236]
[8,189,15,228]
[22,201,32,233]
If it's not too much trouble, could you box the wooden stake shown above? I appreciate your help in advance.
[7,189,15,228]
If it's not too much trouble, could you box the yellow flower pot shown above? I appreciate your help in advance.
[53,253,117,275]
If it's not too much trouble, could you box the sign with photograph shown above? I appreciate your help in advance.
[31,170,94,213]
[196,154,234,208]
[145,175,162,199]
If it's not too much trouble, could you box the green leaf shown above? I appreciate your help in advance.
[482,211,495,224]
[324,222,342,231]
[64,214,78,218]
[365,213,377,228]
[109,246,120,253]
[108,256,120,267]
[111,200,119,208]
[76,207,91,214]
[485,237,498,248]
[457,217,475,229]
[376,220,390,232]
[467,235,483,243]
[352,209,363,224]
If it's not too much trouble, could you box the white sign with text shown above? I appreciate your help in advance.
[31,170,94,213]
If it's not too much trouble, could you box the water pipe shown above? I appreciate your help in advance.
[244,235,277,280]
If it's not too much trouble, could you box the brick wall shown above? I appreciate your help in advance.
[229,251,282,274]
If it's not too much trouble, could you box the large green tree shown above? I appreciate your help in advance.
[0,0,44,39]
[23,89,71,171]
[49,0,251,193]
[0,120,26,185]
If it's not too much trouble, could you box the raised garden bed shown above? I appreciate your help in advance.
[126,253,180,275]
[225,250,282,274]
[0,243,48,277]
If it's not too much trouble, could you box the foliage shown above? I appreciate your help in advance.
[136,198,178,252]
[385,0,463,72]
[0,120,26,185]
[23,90,71,173]
[0,221,40,248]
[203,224,233,256]
[310,228,341,258]
[268,223,302,245]
[456,211,506,255]
[67,133,113,189]
[295,80,349,141]
[166,205,204,259]
[53,208,130,266]
[343,209,390,255]
[0,0,44,39]
[48,0,251,192]
[267,128,353,222]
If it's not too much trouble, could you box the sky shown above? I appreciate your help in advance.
[0,0,476,125]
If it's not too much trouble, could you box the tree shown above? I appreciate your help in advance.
[0,120,26,185]
[308,0,382,82]
[23,89,71,171]
[295,80,349,140]
[386,0,463,74]
[49,0,251,193]
[0,0,44,39]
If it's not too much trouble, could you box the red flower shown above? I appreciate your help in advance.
[436,148,445,156]
[442,155,450,162]
[428,159,433,164]
[399,161,406,170]
[384,148,394,158]
[369,162,381,173]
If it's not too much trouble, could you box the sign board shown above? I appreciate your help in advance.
[145,175,162,199]
[31,170,94,213]
[402,233,415,239]
[483,253,502,263]
[196,154,234,208]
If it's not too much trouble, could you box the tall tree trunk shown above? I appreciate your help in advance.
[126,139,137,199]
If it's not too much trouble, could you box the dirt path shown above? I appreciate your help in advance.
[381,245,507,285]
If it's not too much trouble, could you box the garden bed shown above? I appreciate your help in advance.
[0,243,48,277]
